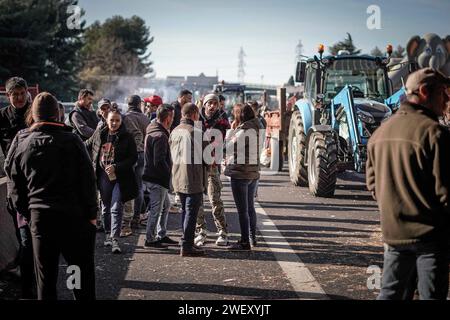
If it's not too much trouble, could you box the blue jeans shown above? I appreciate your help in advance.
[133,152,145,218]
[144,182,171,242]
[378,242,449,300]
[179,193,203,249]
[230,179,258,243]
[99,171,123,239]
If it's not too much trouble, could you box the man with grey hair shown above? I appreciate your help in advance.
[367,68,450,300]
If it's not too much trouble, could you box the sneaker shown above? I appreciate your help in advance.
[250,237,258,247]
[112,238,121,254]
[215,232,229,246]
[180,246,205,257]
[120,225,133,238]
[139,213,148,226]
[143,240,168,249]
[194,233,207,247]
[228,240,251,251]
[104,235,112,247]
[158,236,178,245]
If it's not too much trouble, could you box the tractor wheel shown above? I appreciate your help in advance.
[307,131,338,197]
[288,110,308,186]
[269,138,284,172]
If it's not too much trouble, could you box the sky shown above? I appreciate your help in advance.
[78,0,450,85]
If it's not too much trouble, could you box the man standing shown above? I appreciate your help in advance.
[366,68,450,300]
[170,103,206,257]
[195,94,230,246]
[0,77,34,299]
[171,90,193,132]
[143,104,176,249]
[123,95,150,234]
[143,95,163,121]
[67,89,99,140]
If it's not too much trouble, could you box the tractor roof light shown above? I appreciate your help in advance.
[386,44,393,57]
[318,44,325,55]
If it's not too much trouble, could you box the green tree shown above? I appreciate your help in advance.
[0,0,85,101]
[392,45,405,58]
[329,33,361,56]
[370,46,383,57]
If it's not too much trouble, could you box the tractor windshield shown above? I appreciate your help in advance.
[323,59,388,102]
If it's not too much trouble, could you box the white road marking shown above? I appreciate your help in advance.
[255,201,329,300]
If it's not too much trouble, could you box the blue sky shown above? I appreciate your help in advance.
[78,0,450,85]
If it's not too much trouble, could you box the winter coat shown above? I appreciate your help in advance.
[224,118,261,180]
[85,124,138,202]
[367,101,450,245]
[123,107,150,153]
[0,103,30,156]
[142,121,172,190]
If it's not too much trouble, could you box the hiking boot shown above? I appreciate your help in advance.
[180,246,205,257]
[215,232,229,246]
[104,234,112,247]
[228,240,251,251]
[120,225,133,238]
[112,238,121,254]
[159,236,178,245]
[194,233,207,247]
[144,240,168,249]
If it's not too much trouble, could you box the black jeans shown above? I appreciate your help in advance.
[378,241,449,300]
[179,193,203,249]
[230,179,258,243]
[18,225,35,299]
[30,212,97,300]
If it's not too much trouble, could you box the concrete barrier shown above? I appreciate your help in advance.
[0,177,19,271]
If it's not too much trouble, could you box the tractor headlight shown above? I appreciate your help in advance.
[357,110,375,124]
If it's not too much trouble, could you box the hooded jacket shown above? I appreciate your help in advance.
[142,121,172,189]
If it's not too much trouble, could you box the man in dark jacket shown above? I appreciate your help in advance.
[4,92,98,300]
[171,90,192,132]
[142,104,176,249]
[0,77,35,298]
[66,89,99,140]
[366,68,450,300]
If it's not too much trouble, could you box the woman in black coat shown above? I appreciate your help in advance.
[86,109,138,254]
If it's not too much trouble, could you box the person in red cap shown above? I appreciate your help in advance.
[143,95,163,121]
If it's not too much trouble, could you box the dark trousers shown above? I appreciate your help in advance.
[230,179,258,243]
[179,193,203,249]
[18,225,35,298]
[378,242,449,300]
[30,212,97,300]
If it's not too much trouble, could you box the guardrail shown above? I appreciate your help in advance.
[0,177,19,271]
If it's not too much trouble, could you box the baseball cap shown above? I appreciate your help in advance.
[405,68,450,95]
[144,95,163,106]
[98,98,111,109]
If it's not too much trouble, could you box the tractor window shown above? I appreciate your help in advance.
[305,63,317,100]
[324,59,388,102]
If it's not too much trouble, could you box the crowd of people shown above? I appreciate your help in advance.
[0,77,264,300]
[1,68,449,301]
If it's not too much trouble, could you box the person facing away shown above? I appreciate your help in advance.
[66,89,99,140]
[366,68,450,300]
[4,92,98,300]
[170,102,207,257]
[224,103,261,251]
[85,109,138,255]
[142,104,177,249]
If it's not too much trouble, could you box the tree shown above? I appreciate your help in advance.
[295,40,304,62]
[238,47,246,83]
[329,33,362,56]
[392,45,405,58]
[370,46,383,57]
[0,0,85,101]
[287,75,295,86]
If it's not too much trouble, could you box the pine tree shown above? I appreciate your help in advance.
[329,33,362,56]
[370,46,383,57]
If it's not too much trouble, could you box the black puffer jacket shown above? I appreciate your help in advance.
[86,124,138,202]
[0,103,30,156]
[4,123,98,221]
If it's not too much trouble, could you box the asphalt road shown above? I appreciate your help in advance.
[1,164,449,300]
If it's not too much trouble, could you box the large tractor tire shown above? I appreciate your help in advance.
[288,110,308,186]
[307,131,338,197]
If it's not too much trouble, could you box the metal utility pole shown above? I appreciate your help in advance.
[238,46,246,83]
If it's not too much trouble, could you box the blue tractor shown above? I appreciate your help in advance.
[288,45,403,197]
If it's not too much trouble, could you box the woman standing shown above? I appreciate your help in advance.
[86,109,138,254]
[225,104,261,250]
